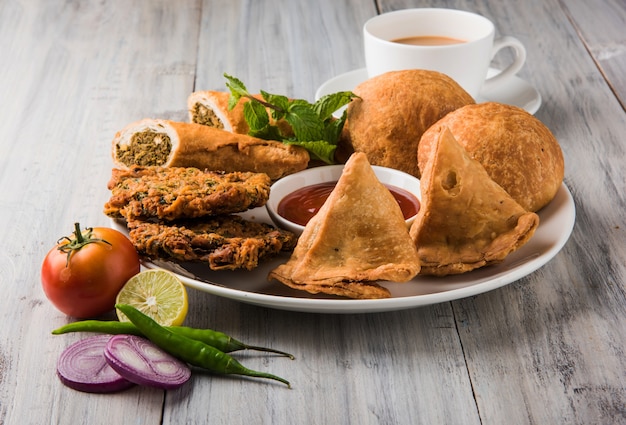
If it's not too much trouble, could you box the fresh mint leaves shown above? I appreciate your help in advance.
[224,73,358,164]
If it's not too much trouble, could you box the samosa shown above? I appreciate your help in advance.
[410,127,539,276]
[269,153,420,299]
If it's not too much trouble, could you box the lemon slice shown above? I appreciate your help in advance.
[116,269,188,326]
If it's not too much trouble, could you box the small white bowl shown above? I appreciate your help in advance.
[266,164,421,235]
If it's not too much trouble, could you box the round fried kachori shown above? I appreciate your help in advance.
[418,102,564,212]
[340,70,475,177]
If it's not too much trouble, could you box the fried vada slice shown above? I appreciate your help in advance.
[340,69,474,175]
[418,102,564,211]
[187,91,294,137]
[104,166,271,221]
[410,127,539,276]
[268,152,421,299]
[188,90,251,133]
[126,216,297,271]
[112,119,308,180]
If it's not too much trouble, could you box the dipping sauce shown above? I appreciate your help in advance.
[277,181,420,226]
[392,35,466,46]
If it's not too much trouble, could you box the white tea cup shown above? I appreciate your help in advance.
[363,8,527,98]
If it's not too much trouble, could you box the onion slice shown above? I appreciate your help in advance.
[57,334,135,393]
[104,334,191,389]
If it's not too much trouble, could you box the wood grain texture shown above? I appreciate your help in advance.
[560,0,626,110]
[0,0,624,424]
[192,0,373,98]
[376,2,626,423]
[0,1,199,424]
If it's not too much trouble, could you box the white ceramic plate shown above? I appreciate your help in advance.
[315,67,542,115]
[111,183,575,314]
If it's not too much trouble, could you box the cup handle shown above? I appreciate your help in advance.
[482,36,527,92]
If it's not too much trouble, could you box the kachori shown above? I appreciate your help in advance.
[339,69,475,176]
[418,102,564,211]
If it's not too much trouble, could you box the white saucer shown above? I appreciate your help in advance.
[315,67,542,115]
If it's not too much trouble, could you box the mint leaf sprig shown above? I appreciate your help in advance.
[224,73,358,164]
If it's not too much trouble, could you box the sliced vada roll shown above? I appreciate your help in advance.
[187,90,294,137]
[111,119,309,180]
[187,90,251,133]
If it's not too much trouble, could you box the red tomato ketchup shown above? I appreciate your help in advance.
[277,181,420,226]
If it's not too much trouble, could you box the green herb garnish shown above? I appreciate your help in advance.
[224,73,358,164]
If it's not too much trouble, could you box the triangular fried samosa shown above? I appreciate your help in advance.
[269,153,421,299]
[410,127,539,276]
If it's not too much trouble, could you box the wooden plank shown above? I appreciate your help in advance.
[0,0,200,424]
[560,0,626,110]
[373,0,626,423]
[166,294,481,424]
[192,0,373,99]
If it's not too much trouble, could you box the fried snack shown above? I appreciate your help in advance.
[126,216,297,271]
[112,119,308,180]
[104,166,270,221]
[187,90,253,133]
[269,152,421,299]
[187,91,294,137]
[410,127,539,276]
[418,102,564,211]
[340,70,474,175]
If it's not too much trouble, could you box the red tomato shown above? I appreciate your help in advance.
[41,223,140,318]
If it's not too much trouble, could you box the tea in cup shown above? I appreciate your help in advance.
[363,8,526,98]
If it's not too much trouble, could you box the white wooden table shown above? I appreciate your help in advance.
[1,0,625,424]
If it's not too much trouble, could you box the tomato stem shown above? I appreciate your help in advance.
[57,223,111,267]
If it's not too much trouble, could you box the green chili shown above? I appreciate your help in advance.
[51,320,294,359]
[52,320,142,336]
[115,304,291,388]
